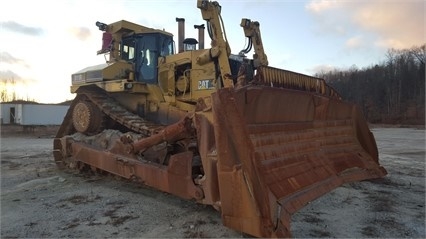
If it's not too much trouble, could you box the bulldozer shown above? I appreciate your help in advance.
[53,0,387,237]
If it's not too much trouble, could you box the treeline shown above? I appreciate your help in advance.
[0,78,35,103]
[316,45,425,125]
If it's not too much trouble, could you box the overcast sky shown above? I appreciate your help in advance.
[0,0,424,103]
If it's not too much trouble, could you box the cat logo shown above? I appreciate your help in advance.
[198,79,214,90]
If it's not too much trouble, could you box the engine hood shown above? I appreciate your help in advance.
[71,62,133,85]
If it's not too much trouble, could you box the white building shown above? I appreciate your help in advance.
[0,102,69,125]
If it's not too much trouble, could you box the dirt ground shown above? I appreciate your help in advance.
[1,125,425,238]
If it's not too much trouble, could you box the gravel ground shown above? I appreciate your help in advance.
[1,126,425,238]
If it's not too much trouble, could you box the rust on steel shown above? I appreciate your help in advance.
[210,86,387,237]
[65,137,204,200]
[255,66,342,100]
[128,115,194,153]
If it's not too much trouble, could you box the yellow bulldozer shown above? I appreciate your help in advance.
[53,0,387,237]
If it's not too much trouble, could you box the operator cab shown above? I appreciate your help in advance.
[121,33,174,84]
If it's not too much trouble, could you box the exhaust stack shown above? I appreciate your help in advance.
[194,24,205,50]
[176,18,185,53]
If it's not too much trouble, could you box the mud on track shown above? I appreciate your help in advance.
[1,127,425,238]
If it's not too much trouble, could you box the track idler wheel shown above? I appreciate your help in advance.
[72,100,105,135]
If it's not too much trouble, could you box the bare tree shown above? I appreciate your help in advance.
[0,77,20,102]
[320,44,425,124]
[410,45,425,65]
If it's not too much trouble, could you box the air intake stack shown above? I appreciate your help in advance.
[194,24,205,50]
[176,18,185,53]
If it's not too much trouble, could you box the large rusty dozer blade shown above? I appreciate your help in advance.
[211,86,387,238]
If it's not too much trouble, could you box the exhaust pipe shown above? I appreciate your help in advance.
[194,24,205,50]
[176,18,185,53]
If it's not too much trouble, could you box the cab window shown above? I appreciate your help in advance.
[137,35,157,83]
[121,38,135,61]
[160,36,174,56]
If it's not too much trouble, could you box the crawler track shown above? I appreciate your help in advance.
[53,87,164,167]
